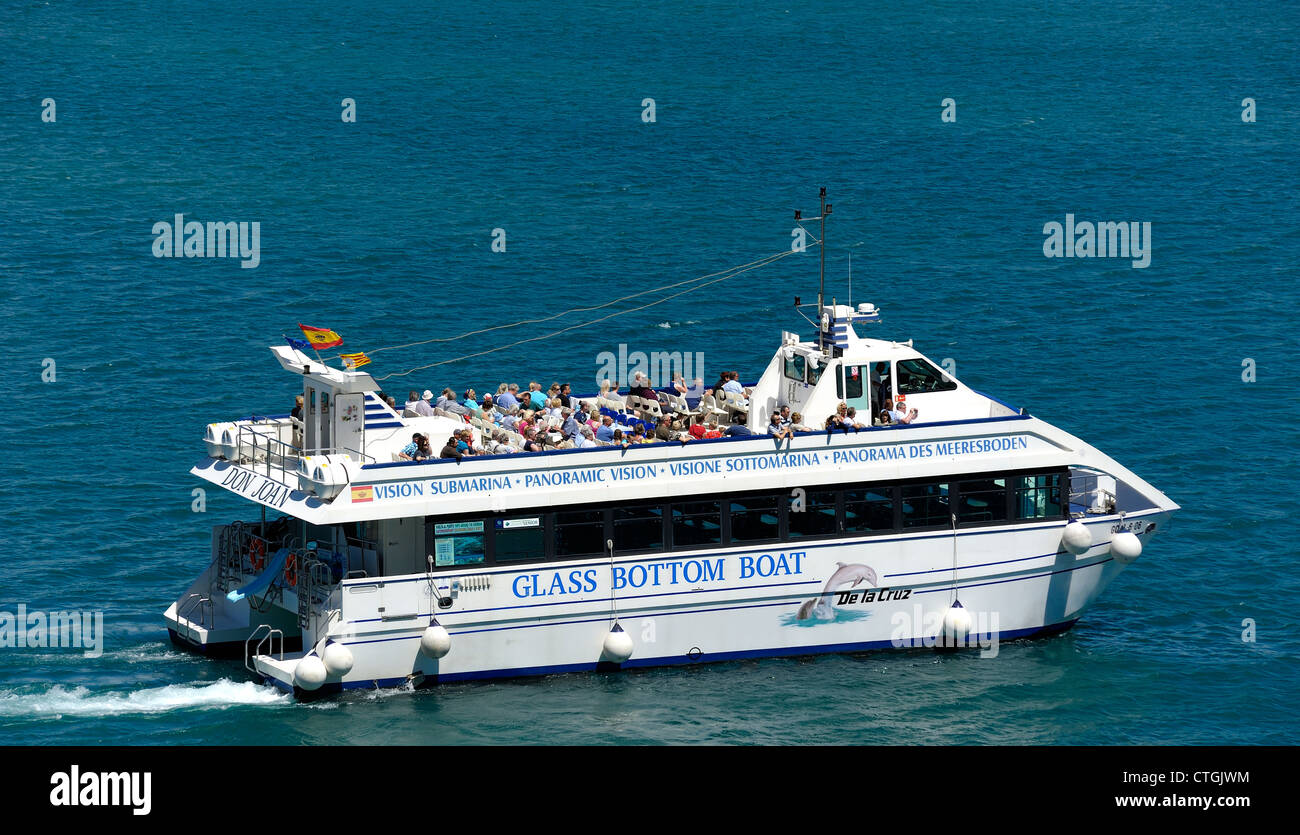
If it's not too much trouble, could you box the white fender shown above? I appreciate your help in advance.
[1111,531,1142,564]
[1062,521,1092,555]
[601,623,634,663]
[420,621,451,659]
[294,655,328,690]
[322,641,354,676]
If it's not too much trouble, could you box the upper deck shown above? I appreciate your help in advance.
[193,303,1151,524]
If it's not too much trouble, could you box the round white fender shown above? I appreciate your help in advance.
[602,623,634,663]
[939,601,973,648]
[1111,531,1143,564]
[294,655,328,690]
[322,641,354,676]
[420,621,451,659]
[1062,521,1093,555]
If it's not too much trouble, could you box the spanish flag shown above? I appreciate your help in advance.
[351,485,374,503]
[298,323,343,350]
[340,352,371,369]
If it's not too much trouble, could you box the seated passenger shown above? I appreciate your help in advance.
[885,399,917,425]
[655,415,675,442]
[558,383,573,409]
[439,435,462,460]
[454,428,479,456]
[522,428,544,453]
[767,413,792,441]
[596,415,616,442]
[846,406,867,429]
[628,373,657,402]
[463,389,481,414]
[399,432,426,460]
[724,414,753,436]
[825,402,851,433]
[575,426,597,448]
[612,428,626,447]
[560,407,581,442]
[497,384,521,411]
[790,412,811,432]
[527,382,548,411]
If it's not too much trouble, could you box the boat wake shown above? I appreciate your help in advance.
[0,679,289,718]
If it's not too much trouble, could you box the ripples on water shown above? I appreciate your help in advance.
[0,0,1296,744]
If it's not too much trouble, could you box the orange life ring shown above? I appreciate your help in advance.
[248,539,266,572]
[284,553,298,587]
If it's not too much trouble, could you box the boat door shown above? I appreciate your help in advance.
[334,392,364,457]
[842,363,872,415]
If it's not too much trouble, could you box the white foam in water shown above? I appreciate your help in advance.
[0,679,289,718]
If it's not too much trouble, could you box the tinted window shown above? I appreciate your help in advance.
[901,483,950,528]
[788,489,837,537]
[958,478,1007,525]
[844,488,895,532]
[672,501,721,549]
[494,517,545,561]
[845,365,865,399]
[1015,474,1063,520]
[730,495,780,542]
[783,354,806,382]
[555,509,605,557]
[614,504,664,552]
[807,360,823,385]
[896,359,957,395]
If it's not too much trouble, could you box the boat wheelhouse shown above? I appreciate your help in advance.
[166,198,1178,696]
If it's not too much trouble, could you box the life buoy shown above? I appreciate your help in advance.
[284,552,298,587]
[248,539,266,572]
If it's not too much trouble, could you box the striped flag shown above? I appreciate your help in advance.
[298,323,343,350]
[340,352,371,369]
[350,485,374,503]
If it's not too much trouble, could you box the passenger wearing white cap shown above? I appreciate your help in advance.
[413,389,436,417]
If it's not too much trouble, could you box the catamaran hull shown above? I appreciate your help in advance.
[249,511,1167,695]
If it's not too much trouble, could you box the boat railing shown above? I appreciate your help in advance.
[245,624,284,673]
[177,593,212,642]
[234,425,375,487]
[1069,471,1117,516]
[236,424,301,486]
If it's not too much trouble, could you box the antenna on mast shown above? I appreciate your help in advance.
[796,187,831,355]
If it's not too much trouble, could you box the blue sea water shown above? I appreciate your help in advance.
[0,0,1297,744]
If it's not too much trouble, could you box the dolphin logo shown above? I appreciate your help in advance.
[796,562,879,620]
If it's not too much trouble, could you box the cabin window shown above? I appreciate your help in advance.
[896,359,958,395]
[807,360,823,385]
[844,365,865,400]
[614,503,665,553]
[787,489,838,537]
[1015,474,1063,520]
[844,488,895,532]
[431,521,486,567]
[672,501,722,549]
[901,482,951,528]
[554,509,606,558]
[958,478,1007,525]
[493,517,545,561]
[783,354,807,382]
[729,495,780,542]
